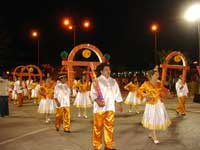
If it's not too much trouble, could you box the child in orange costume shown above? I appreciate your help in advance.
[124,75,143,113]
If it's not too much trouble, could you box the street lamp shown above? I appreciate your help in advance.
[63,18,91,47]
[151,24,158,65]
[184,3,200,65]
[31,31,40,66]
[184,3,200,95]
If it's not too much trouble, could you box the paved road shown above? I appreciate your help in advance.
[0,96,200,150]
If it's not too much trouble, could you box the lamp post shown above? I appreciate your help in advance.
[32,31,40,66]
[68,24,76,46]
[63,18,90,47]
[151,24,158,65]
[184,3,200,94]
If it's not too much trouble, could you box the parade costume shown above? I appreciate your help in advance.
[8,81,14,103]
[54,78,71,132]
[26,79,33,99]
[124,81,143,113]
[38,80,56,123]
[11,87,17,103]
[90,74,123,150]
[31,82,41,105]
[14,78,24,107]
[140,81,171,130]
[22,80,28,98]
[175,78,189,116]
[73,79,92,118]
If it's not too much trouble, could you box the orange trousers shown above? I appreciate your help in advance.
[55,107,70,131]
[17,93,23,107]
[93,111,114,150]
[176,96,186,114]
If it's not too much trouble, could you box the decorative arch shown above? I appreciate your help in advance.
[60,43,106,87]
[12,64,44,81]
[160,51,190,85]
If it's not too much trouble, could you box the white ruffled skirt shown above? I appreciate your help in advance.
[38,99,56,114]
[23,89,28,96]
[73,91,92,108]
[124,91,142,105]
[12,91,17,100]
[31,89,38,98]
[142,99,171,130]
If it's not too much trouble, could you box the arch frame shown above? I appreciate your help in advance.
[60,43,106,87]
[160,51,190,85]
[12,64,44,81]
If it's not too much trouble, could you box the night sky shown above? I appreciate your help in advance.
[0,0,199,70]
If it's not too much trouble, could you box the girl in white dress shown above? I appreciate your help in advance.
[73,74,92,118]
[38,79,56,123]
[31,80,41,105]
[139,68,171,144]
[124,75,143,113]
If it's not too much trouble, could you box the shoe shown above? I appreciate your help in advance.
[176,111,180,116]
[181,113,186,116]
[136,111,140,114]
[148,135,160,144]
[104,148,117,150]
[56,128,59,131]
[64,130,71,133]
[77,114,81,117]
[83,115,88,119]
[153,140,160,144]
[45,120,49,123]
[128,110,132,113]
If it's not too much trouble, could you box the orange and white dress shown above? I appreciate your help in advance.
[139,81,171,130]
[124,82,143,105]
[31,82,40,98]
[38,84,56,114]
[73,80,92,108]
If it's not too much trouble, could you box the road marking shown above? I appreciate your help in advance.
[0,127,50,145]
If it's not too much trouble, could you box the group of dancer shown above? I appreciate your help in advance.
[37,73,93,131]
[8,77,41,107]
[3,62,189,150]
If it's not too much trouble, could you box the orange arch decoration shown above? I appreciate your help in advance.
[60,43,106,87]
[12,65,44,81]
[160,51,190,85]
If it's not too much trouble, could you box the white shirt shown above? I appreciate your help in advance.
[0,77,9,96]
[26,79,33,90]
[14,80,23,93]
[175,79,189,97]
[90,75,123,113]
[54,80,71,107]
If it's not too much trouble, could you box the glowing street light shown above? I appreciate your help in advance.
[184,4,200,22]
[151,25,157,31]
[63,19,70,26]
[68,25,73,30]
[31,31,40,66]
[151,24,159,65]
[83,21,90,28]
[63,18,91,47]
[32,31,38,37]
